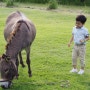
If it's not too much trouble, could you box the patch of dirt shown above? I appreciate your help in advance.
[24,6,90,16]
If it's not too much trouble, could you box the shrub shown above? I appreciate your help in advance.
[48,0,58,9]
[5,0,14,7]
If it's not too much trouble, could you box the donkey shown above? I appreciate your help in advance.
[0,11,36,88]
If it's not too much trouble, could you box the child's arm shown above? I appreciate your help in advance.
[80,36,89,43]
[68,35,74,47]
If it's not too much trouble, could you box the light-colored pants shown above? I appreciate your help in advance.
[72,45,86,68]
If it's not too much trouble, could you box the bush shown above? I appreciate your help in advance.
[48,0,58,9]
[5,0,14,7]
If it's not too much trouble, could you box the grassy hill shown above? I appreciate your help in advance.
[0,4,90,90]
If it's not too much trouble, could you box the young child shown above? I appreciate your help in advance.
[68,15,89,74]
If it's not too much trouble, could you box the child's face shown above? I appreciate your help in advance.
[76,21,83,28]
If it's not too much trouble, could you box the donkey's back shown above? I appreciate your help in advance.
[4,11,36,43]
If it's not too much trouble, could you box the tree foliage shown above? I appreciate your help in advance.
[57,0,90,6]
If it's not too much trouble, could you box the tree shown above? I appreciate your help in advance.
[80,0,85,2]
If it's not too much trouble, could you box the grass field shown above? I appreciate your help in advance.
[0,3,90,90]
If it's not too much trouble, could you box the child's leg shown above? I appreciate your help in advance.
[70,45,78,73]
[79,45,86,70]
[72,45,78,69]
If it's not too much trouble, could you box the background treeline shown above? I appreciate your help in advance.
[15,0,90,6]
[1,0,90,6]
[15,0,48,3]
[59,0,90,6]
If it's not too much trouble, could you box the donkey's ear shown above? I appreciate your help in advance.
[1,54,10,62]
[2,54,6,59]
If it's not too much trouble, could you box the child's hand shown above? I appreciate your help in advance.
[80,39,85,43]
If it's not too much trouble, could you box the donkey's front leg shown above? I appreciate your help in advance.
[26,47,32,77]
[16,57,19,79]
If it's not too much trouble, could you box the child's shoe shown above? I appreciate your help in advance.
[78,69,84,75]
[70,68,78,73]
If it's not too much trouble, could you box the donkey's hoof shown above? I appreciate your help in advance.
[29,74,32,77]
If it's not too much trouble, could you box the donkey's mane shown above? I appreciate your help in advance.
[6,19,30,50]
[6,20,21,49]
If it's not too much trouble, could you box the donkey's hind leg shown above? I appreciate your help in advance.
[26,46,32,77]
[19,51,25,67]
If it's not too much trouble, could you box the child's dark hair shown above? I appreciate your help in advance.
[76,15,87,24]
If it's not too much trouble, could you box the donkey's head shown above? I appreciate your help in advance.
[0,54,17,88]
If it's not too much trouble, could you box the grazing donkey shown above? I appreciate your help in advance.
[0,11,36,88]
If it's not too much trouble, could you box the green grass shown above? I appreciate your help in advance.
[0,4,90,90]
